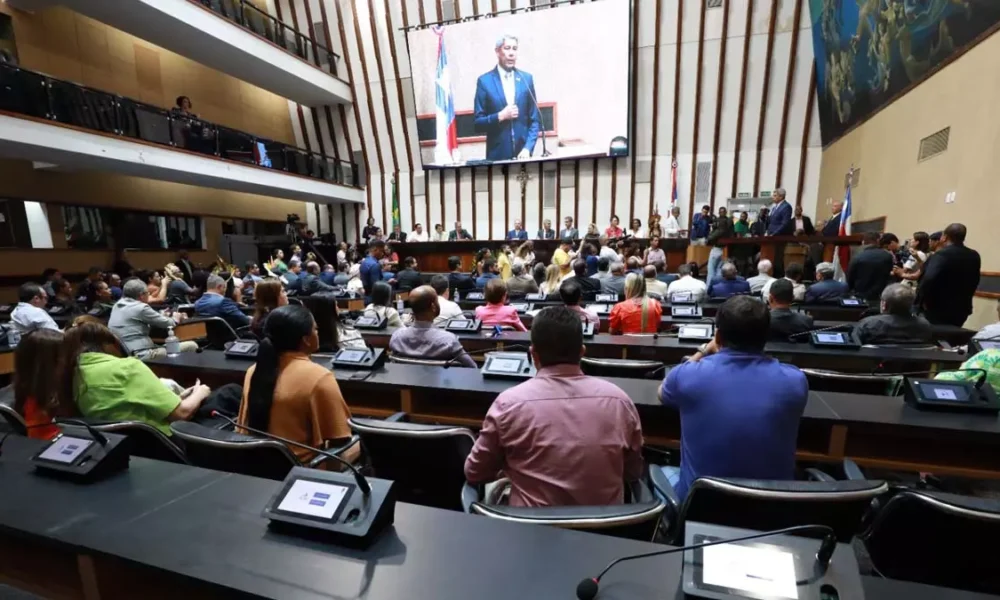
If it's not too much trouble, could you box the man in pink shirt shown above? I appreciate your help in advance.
[464,306,645,507]
[474,278,527,332]
[559,279,600,328]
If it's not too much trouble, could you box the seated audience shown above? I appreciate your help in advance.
[333,262,351,287]
[109,279,197,359]
[848,231,894,302]
[75,267,104,308]
[319,264,337,286]
[708,262,750,298]
[430,274,465,327]
[626,256,642,275]
[936,347,1000,395]
[301,293,365,352]
[601,261,627,298]
[804,262,849,302]
[250,278,287,337]
[194,274,251,330]
[666,263,707,303]
[475,258,500,288]
[569,259,602,299]
[559,280,600,328]
[364,281,404,328]
[283,259,303,291]
[643,265,668,297]
[654,261,677,286]
[50,276,76,310]
[762,263,806,302]
[658,295,808,501]
[395,256,422,292]
[540,264,563,296]
[13,329,66,440]
[767,279,814,342]
[164,263,196,304]
[237,305,357,464]
[592,257,612,281]
[532,262,548,289]
[41,268,60,298]
[973,300,1000,342]
[474,279,527,332]
[464,306,644,507]
[58,322,212,435]
[298,261,336,295]
[143,270,168,302]
[610,273,663,334]
[747,259,775,294]
[506,263,540,296]
[10,283,59,334]
[853,283,934,345]
[390,286,476,367]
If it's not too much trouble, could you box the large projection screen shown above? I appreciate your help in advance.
[407,0,631,169]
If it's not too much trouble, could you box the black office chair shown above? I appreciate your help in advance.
[0,390,26,436]
[461,465,666,541]
[580,357,667,379]
[87,420,188,464]
[800,368,904,395]
[169,421,360,481]
[650,470,889,544]
[862,489,1000,594]
[348,413,474,510]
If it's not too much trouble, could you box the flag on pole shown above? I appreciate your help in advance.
[670,160,679,210]
[833,169,854,282]
[432,26,457,165]
[391,176,400,231]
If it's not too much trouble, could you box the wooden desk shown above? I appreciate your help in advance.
[720,235,864,275]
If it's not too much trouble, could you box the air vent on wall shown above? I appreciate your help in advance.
[918,127,950,162]
[694,162,713,205]
[707,0,724,8]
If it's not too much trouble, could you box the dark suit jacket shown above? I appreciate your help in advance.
[766,201,794,236]
[299,274,336,295]
[707,215,735,247]
[506,276,539,297]
[448,229,472,241]
[768,308,814,342]
[854,314,934,345]
[448,272,476,296]
[194,293,250,329]
[821,214,842,236]
[847,246,894,302]
[395,268,422,293]
[537,228,556,240]
[917,244,981,326]
[473,68,541,161]
[796,216,815,235]
[709,277,750,298]
[569,275,602,301]
[388,231,407,242]
[506,229,528,241]
[804,280,849,303]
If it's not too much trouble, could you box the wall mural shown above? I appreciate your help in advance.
[808,0,1000,146]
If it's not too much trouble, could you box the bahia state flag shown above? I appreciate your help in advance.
[432,26,457,165]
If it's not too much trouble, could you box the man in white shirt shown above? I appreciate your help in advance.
[663,206,683,237]
[747,259,776,294]
[973,301,1000,341]
[11,282,59,334]
[644,265,668,297]
[430,275,465,327]
[666,263,708,303]
[761,272,806,303]
[409,223,429,242]
[598,236,620,262]
[431,224,448,242]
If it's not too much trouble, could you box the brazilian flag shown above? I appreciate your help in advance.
[391,176,400,231]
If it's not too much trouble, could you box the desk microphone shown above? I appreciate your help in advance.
[575,524,838,600]
[872,367,989,390]
[787,323,853,340]
[54,419,109,446]
[443,343,531,369]
[209,411,371,496]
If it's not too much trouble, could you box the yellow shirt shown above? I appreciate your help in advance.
[553,248,571,275]
[498,252,512,281]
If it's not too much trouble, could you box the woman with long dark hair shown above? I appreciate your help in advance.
[251,277,287,337]
[301,294,365,352]
[237,305,355,464]
[364,281,403,327]
[13,329,71,439]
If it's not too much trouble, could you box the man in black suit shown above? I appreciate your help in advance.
[298,261,337,295]
[916,223,981,326]
[447,255,476,298]
[847,231,894,302]
[568,259,602,301]
[854,283,933,345]
[395,256,422,293]
[804,262,849,302]
[821,201,844,237]
[767,278,814,342]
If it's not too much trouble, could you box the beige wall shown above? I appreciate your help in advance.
[817,30,1000,330]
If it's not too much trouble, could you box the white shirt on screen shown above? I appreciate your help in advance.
[663,216,681,236]
[433,296,465,327]
[498,66,516,107]
[409,230,429,242]
[666,276,707,304]
[432,231,447,242]
[10,302,59,334]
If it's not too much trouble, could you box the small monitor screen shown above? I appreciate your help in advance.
[526,294,546,301]
[510,303,529,312]
[448,319,476,330]
[924,384,971,402]
[673,306,695,316]
[841,298,860,306]
[38,436,93,464]
[978,340,1000,350]
[681,326,711,338]
[596,294,617,302]
[816,332,846,343]
[467,292,484,300]
[276,479,350,520]
[229,341,256,353]
[355,316,378,326]
[0,304,10,311]
[672,292,693,302]
[489,357,523,373]
[338,349,369,363]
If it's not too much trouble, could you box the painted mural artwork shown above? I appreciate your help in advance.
[808,0,1000,145]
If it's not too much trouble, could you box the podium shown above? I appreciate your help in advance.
[721,235,864,276]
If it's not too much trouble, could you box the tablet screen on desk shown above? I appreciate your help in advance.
[922,383,971,402]
[978,340,1000,351]
[37,436,93,464]
[680,325,712,339]
[337,349,368,363]
[489,357,522,373]
[816,332,846,344]
[448,319,476,330]
[673,306,696,316]
[276,478,352,521]
[841,298,861,306]
[355,316,378,327]
[510,303,529,312]
[229,341,256,354]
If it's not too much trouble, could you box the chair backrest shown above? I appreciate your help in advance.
[580,357,665,379]
[200,317,238,349]
[864,489,1000,594]
[469,501,665,541]
[349,415,474,510]
[677,477,888,543]
[169,421,299,480]
[89,421,188,464]
[800,368,903,395]
[388,354,449,367]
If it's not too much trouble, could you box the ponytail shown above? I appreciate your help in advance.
[246,338,279,431]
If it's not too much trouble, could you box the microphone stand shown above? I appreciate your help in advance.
[515,68,550,158]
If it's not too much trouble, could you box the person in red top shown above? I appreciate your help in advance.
[609,273,662,334]
[13,329,69,439]
[604,214,624,240]
[474,278,527,332]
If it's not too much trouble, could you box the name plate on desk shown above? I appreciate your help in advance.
[670,291,696,304]
[582,322,595,338]
[509,303,533,314]
[330,348,386,370]
[525,293,547,301]
[595,293,618,303]
[839,297,867,308]
[672,305,703,319]
[678,323,714,342]
[590,304,612,316]
[481,352,536,380]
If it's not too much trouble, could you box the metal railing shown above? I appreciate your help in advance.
[0,62,361,188]
[195,0,341,77]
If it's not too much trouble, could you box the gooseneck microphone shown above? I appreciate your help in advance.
[514,67,550,158]
[54,418,109,446]
[210,411,371,496]
[575,524,838,600]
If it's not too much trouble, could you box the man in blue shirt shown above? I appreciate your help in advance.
[194,274,251,330]
[804,262,848,302]
[657,295,808,501]
[360,240,386,300]
[707,262,750,298]
[476,258,500,288]
[690,205,711,240]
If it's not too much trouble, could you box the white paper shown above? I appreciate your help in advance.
[701,543,798,599]
[277,480,350,520]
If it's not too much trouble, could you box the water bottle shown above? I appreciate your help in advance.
[165,327,180,357]
[7,328,20,348]
[396,295,404,312]
[454,289,461,302]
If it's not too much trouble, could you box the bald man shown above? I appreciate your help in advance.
[388,286,476,367]
[822,201,844,237]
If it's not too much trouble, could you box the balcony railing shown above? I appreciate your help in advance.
[194,0,341,77]
[0,62,361,188]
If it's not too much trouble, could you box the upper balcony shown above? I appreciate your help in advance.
[7,0,351,107]
[0,61,365,206]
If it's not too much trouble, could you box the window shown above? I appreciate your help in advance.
[118,212,203,250]
[62,205,109,248]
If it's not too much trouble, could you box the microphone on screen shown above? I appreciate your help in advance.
[209,411,371,496]
[574,524,838,600]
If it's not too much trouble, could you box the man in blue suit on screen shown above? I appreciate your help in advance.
[474,34,542,162]
[765,188,795,236]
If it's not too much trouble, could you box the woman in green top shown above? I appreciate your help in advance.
[935,348,1000,395]
[733,211,751,236]
[56,321,211,435]
[270,248,289,275]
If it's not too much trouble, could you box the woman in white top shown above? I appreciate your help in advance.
[431,224,447,242]
[364,281,403,328]
[898,231,930,287]
[512,241,535,269]
[628,218,645,239]
[346,263,365,293]
[539,264,563,295]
